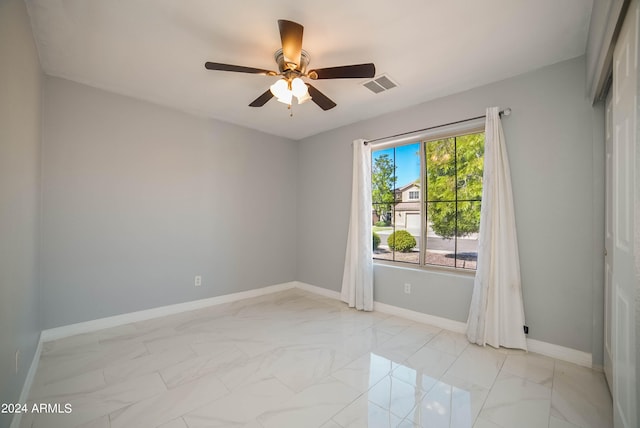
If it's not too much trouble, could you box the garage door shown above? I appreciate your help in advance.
[406,213,421,232]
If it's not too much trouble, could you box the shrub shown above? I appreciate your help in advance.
[374,220,389,227]
[372,232,381,250]
[387,230,416,252]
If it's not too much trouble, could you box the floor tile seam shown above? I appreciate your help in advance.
[387,364,442,398]
[329,417,347,428]
[496,369,555,393]
[323,378,366,428]
[169,375,237,426]
[376,323,412,337]
[265,374,299,397]
[501,354,557,376]
[390,397,422,422]
[481,347,508,393]
[418,330,440,349]
[106,390,162,428]
[407,339,460,373]
[111,373,231,428]
[423,338,469,358]
[156,368,177,392]
[549,389,575,425]
[547,358,557,428]
[440,372,490,425]
[483,390,554,409]
[547,370,579,428]
[461,347,507,427]
[334,365,426,422]
[404,386,453,427]
[30,366,130,401]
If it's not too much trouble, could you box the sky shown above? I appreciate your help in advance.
[372,142,420,188]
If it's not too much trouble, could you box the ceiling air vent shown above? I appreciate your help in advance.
[363,74,398,94]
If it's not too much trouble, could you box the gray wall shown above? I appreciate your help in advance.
[0,0,43,425]
[41,77,298,329]
[297,56,605,362]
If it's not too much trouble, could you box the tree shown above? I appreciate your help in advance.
[371,154,396,223]
[426,133,484,239]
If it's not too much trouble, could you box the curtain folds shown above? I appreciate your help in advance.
[466,107,527,350]
[340,139,374,311]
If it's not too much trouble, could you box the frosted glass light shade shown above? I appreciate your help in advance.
[270,79,289,99]
[270,78,309,105]
[291,78,308,97]
[297,91,312,104]
[277,92,293,105]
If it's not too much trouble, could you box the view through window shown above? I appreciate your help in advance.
[371,131,484,270]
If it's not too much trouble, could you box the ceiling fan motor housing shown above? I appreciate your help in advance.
[274,49,310,76]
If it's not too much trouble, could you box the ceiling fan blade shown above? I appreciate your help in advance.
[306,84,337,111]
[278,20,303,70]
[205,62,276,76]
[308,63,376,80]
[249,89,274,107]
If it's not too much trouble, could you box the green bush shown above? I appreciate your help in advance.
[387,230,416,252]
[374,220,389,227]
[372,232,381,250]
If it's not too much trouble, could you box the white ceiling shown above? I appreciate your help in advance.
[25,0,593,140]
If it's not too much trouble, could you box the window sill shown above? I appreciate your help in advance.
[373,259,476,277]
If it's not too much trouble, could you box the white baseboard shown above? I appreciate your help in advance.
[41,282,297,342]
[373,301,468,334]
[10,333,43,428]
[294,281,593,368]
[526,338,593,368]
[294,281,341,300]
[295,281,467,333]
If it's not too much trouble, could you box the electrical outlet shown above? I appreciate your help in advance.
[15,349,19,374]
[404,283,411,294]
[523,325,529,335]
[194,275,202,287]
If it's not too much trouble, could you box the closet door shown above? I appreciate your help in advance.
[604,89,613,392]
[611,1,638,426]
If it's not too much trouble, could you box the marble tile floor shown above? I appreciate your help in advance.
[18,289,612,428]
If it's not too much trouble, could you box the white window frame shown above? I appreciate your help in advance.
[370,117,485,273]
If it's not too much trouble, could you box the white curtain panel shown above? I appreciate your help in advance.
[340,139,374,311]
[466,107,527,350]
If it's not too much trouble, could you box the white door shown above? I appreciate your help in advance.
[611,2,638,426]
[604,89,613,391]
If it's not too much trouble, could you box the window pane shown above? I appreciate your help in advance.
[373,204,394,261]
[456,201,480,270]
[425,201,455,267]
[391,143,420,265]
[456,133,484,201]
[425,138,455,202]
[455,195,481,238]
[372,148,396,205]
[389,216,420,264]
[394,143,421,195]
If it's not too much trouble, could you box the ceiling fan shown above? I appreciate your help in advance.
[204,19,376,111]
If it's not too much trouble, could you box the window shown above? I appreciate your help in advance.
[371,130,484,270]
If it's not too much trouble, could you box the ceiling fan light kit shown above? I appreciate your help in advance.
[270,76,310,105]
[204,19,375,112]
